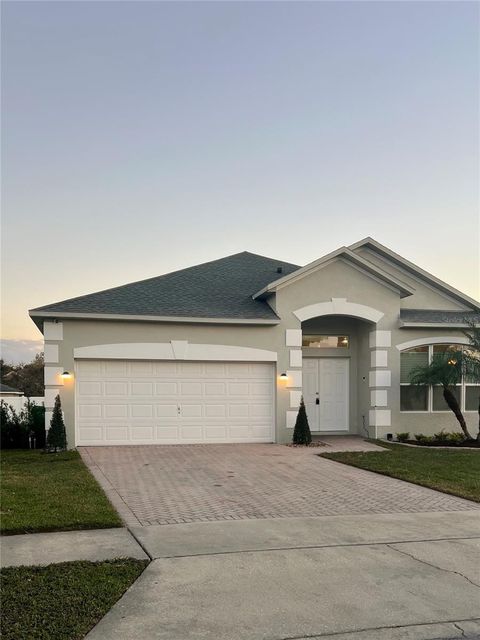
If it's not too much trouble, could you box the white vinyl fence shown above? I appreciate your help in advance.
[0,396,44,413]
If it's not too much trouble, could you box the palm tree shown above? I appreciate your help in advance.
[409,350,474,441]
[463,319,480,440]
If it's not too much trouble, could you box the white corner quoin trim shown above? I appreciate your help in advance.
[293,298,384,323]
[73,342,278,362]
[285,329,302,347]
[369,330,391,348]
[43,321,63,341]
[396,336,470,351]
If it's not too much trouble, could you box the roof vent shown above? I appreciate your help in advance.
[276,266,283,274]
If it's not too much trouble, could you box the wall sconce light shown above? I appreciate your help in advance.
[61,371,72,379]
[279,372,288,380]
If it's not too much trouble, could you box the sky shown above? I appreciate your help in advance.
[2,1,479,363]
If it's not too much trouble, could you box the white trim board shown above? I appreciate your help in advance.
[294,298,384,324]
[396,336,470,351]
[73,342,278,362]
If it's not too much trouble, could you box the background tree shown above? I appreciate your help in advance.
[47,395,67,452]
[409,349,473,441]
[1,353,44,396]
[292,397,312,445]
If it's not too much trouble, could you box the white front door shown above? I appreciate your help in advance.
[302,358,349,431]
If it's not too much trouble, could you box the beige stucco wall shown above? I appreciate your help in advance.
[42,257,478,448]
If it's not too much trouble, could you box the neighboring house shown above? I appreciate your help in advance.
[0,383,23,398]
[29,237,480,447]
[0,383,44,412]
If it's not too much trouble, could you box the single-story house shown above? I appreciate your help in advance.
[29,237,480,447]
[0,383,24,398]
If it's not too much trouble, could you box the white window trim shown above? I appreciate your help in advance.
[400,343,479,413]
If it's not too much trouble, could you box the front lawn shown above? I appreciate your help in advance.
[320,442,480,502]
[1,450,122,535]
[0,559,148,640]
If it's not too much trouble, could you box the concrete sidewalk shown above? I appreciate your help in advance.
[0,527,148,567]
[85,510,480,640]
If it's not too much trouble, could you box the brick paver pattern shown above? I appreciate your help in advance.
[80,443,479,527]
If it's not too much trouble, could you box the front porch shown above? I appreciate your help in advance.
[299,314,375,437]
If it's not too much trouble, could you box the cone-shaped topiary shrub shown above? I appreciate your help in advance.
[292,396,312,445]
[47,394,67,452]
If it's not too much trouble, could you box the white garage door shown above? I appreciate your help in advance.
[75,359,275,445]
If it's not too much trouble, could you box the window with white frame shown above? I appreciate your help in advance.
[400,344,479,412]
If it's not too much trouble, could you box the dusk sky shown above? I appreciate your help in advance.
[2,1,479,363]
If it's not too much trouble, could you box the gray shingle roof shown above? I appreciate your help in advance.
[30,252,300,321]
[0,383,22,394]
[400,309,480,324]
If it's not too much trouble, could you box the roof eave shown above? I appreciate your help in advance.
[350,237,480,311]
[399,321,473,329]
[29,310,281,329]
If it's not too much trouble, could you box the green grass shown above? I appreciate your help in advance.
[1,450,122,535]
[0,559,148,640]
[320,442,480,502]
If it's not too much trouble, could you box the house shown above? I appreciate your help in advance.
[29,238,480,447]
[0,383,24,398]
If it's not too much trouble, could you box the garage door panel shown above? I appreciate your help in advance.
[78,404,102,418]
[156,404,178,417]
[130,362,154,376]
[105,361,127,376]
[156,382,177,395]
[76,359,274,445]
[78,381,102,396]
[156,425,179,439]
[131,382,153,396]
[106,426,128,441]
[130,426,154,440]
[104,405,128,418]
[105,382,128,395]
[131,405,153,418]
[180,382,202,396]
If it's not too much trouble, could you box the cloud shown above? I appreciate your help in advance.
[1,339,43,365]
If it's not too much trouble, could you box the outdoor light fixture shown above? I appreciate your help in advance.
[61,371,72,379]
[447,359,457,366]
[280,372,288,379]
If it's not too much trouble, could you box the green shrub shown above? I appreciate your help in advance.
[396,432,409,443]
[47,395,67,452]
[433,429,450,444]
[414,434,434,445]
[0,401,29,449]
[292,397,312,445]
[445,431,466,444]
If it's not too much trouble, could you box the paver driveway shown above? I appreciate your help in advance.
[80,444,478,526]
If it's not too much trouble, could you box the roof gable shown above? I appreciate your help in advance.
[253,246,415,300]
[30,252,300,326]
[349,237,480,311]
